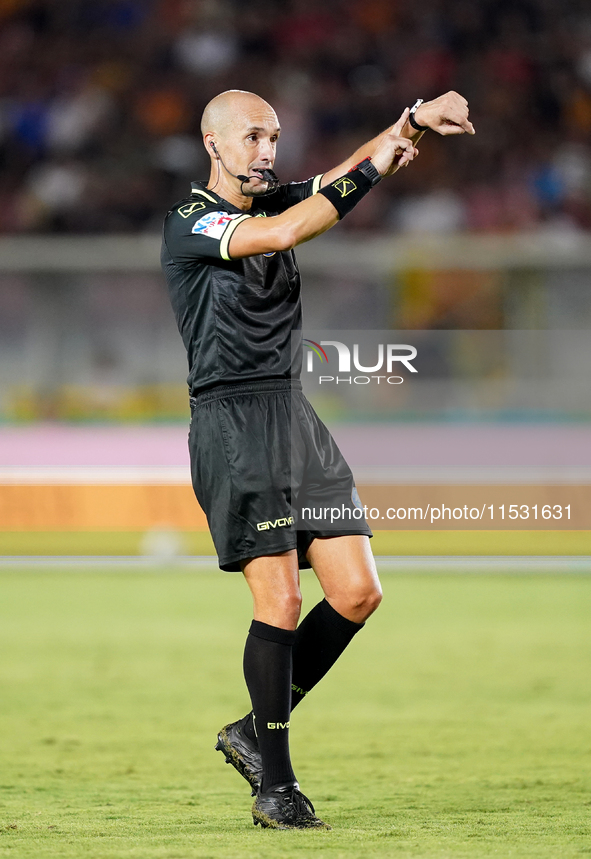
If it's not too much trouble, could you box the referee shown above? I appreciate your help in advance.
[161,89,474,830]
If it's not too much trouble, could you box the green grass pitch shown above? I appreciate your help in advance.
[0,568,590,858]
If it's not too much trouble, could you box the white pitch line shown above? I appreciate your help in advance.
[0,555,219,567]
[375,555,591,572]
[0,555,590,572]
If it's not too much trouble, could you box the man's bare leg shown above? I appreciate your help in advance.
[235,538,382,737]
[307,534,382,623]
[288,535,382,710]
[242,550,301,629]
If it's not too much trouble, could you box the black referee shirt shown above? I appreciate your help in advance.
[161,175,323,395]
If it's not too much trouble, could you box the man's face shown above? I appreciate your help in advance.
[219,101,280,195]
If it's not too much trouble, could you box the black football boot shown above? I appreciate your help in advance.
[215,714,262,795]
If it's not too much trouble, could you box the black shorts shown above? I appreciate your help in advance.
[188,379,372,571]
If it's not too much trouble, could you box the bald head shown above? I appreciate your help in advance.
[201,90,277,138]
[201,90,280,203]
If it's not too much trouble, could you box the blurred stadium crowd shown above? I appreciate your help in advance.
[1,0,591,235]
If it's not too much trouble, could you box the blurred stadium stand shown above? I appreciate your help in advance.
[1,233,591,422]
[0,0,590,236]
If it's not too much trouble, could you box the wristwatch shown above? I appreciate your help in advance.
[352,156,382,186]
[409,98,428,131]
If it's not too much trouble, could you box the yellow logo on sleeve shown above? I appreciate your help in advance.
[178,201,206,218]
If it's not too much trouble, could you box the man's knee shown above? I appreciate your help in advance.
[331,582,382,623]
[253,586,302,629]
[348,584,382,620]
[242,550,302,628]
[280,589,303,625]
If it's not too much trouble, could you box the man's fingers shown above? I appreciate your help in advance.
[437,122,467,135]
[435,102,476,135]
[396,142,418,165]
[438,118,475,135]
[452,106,475,134]
[419,93,475,136]
[391,106,410,137]
[396,143,414,160]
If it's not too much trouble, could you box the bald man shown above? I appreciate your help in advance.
[161,89,474,829]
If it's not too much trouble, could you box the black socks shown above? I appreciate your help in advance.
[241,600,364,766]
[290,598,364,710]
[243,620,296,792]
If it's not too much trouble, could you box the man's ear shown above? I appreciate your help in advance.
[205,134,219,157]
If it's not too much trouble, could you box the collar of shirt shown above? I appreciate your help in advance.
[190,180,254,216]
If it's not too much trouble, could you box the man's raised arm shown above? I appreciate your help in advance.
[227,108,417,260]
[321,90,475,185]
[227,92,474,260]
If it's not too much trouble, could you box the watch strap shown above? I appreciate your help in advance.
[409,98,428,131]
[349,156,382,187]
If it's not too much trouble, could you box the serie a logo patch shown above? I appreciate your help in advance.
[191,211,242,239]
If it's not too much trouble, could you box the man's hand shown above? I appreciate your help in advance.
[372,107,419,177]
[413,91,475,136]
